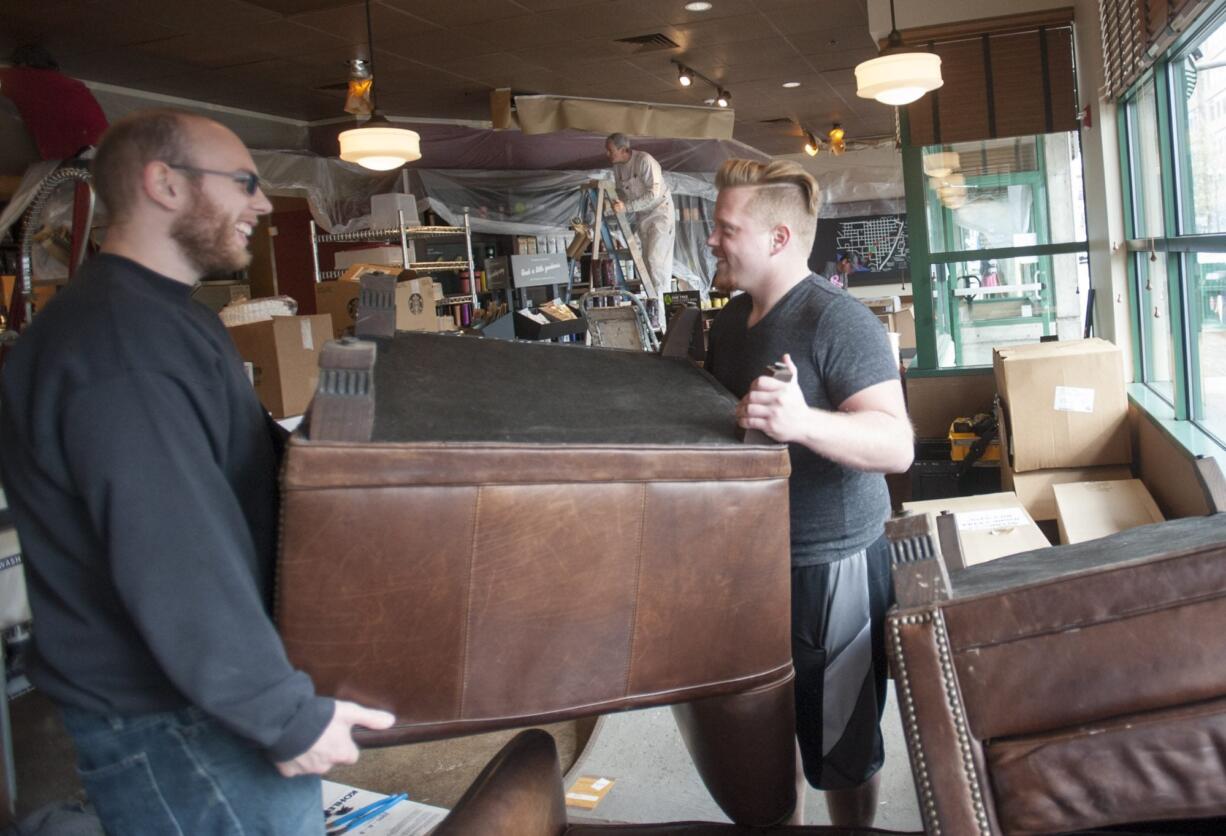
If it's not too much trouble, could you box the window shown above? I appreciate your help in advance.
[1120,6,1226,447]
[914,132,1089,368]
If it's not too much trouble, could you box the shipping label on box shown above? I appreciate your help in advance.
[993,338,1130,473]
[225,314,331,418]
[902,492,1051,567]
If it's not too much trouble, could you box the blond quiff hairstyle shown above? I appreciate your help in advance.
[715,159,821,252]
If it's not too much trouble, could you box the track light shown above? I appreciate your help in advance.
[828,124,846,155]
[803,130,820,156]
[670,60,733,110]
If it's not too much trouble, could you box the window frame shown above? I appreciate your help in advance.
[1119,2,1226,445]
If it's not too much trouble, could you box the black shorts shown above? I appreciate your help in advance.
[791,533,893,790]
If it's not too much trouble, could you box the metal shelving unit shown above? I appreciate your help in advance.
[309,208,478,309]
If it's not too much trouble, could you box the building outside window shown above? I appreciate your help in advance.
[912,132,1090,368]
[1121,7,1226,446]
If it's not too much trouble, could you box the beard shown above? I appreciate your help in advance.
[170,184,252,278]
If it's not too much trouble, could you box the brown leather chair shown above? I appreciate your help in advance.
[278,333,797,826]
[885,460,1226,836]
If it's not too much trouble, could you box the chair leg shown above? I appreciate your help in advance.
[671,675,797,827]
[432,729,568,836]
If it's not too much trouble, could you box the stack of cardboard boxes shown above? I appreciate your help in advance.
[994,338,1163,543]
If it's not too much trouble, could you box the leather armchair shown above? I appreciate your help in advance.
[886,501,1226,835]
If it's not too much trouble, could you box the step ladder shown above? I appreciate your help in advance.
[567,180,658,302]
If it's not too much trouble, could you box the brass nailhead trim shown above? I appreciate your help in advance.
[888,614,941,836]
[932,609,992,834]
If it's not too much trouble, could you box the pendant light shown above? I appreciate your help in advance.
[854,0,943,107]
[338,0,421,171]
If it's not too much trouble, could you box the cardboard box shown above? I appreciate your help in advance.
[334,245,410,271]
[191,281,249,313]
[993,339,1130,473]
[996,398,1133,519]
[905,370,997,438]
[29,281,65,315]
[894,304,917,351]
[369,193,419,230]
[1053,479,1165,544]
[394,276,445,332]
[315,280,361,339]
[903,492,1051,568]
[226,315,331,418]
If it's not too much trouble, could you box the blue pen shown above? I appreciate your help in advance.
[327,793,406,833]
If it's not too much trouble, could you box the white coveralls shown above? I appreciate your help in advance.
[613,149,675,324]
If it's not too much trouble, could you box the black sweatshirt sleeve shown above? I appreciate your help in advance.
[60,371,333,761]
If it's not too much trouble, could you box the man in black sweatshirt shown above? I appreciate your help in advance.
[0,109,393,834]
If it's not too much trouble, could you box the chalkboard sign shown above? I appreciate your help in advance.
[810,213,909,285]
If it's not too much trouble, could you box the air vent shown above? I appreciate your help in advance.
[758,117,795,125]
[614,33,680,51]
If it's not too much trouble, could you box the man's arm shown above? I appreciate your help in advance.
[737,354,914,473]
[62,372,392,767]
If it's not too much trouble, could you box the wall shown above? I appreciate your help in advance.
[1071,0,1133,366]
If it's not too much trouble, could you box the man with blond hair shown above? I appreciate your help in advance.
[0,109,394,834]
[705,159,913,826]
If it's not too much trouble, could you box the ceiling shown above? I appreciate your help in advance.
[0,0,898,156]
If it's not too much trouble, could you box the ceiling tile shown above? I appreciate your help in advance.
[804,46,879,73]
[137,32,279,70]
[763,0,867,33]
[382,0,542,27]
[665,13,777,49]
[97,0,282,35]
[656,0,762,27]
[62,50,199,85]
[291,3,437,46]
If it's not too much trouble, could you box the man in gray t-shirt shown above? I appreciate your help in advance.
[705,159,913,826]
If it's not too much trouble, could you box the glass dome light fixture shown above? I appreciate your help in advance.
[854,0,943,107]
[338,0,421,171]
[923,151,960,179]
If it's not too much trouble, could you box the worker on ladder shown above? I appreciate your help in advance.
[605,133,675,330]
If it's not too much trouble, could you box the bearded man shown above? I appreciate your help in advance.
[0,109,393,835]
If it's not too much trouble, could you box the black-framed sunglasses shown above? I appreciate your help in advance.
[167,164,261,196]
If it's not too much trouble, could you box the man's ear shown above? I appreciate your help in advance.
[143,161,185,212]
[769,224,791,255]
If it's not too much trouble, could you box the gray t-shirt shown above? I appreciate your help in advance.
[706,275,899,565]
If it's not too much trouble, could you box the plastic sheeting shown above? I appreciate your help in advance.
[418,169,718,290]
[247,151,721,289]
